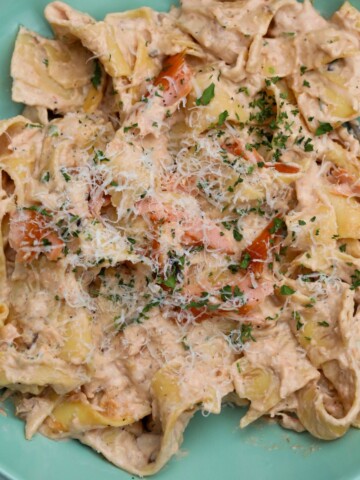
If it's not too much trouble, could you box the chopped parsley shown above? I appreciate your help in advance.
[69,214,80,223]
[124,123,138,133]
[233,228,243,242]
[228,324,256,347]
[61,169,71,182]
[304,138,314,152]
[26,123,43,129]
[293,311,303,330]
[142,300,161,314]
[220,285,233,301]
[350,269,360,290]
[339,244,347,252]
[315,122,333,136]
[48,125,59,137]
[218,110,229,126]
[181,336,190,351]
[240,324,256,343]
[162,275,177,289]
[269,217,285,234]
[91,60,102,89]
[184,292,217,310]
[218,285,244,303]
[157,251,185,291]
[305,297,316,308]
[280,285,295,295]
[239,252,251,269]
[249,90,276,124]
[185,299,208,309]
[196,83,215,106]
[24,205,52,217]
[93,150,110,163]
[265,76,280,87]
[228,264,240,274]
[238,86,249,96]
[41,171,50,183]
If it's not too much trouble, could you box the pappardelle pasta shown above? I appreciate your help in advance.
[1,0,360,475]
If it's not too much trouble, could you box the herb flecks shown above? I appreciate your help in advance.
[350,270,360,290]
[93,150,110,164]
[196,83,215,106]
[280,285,295,295]
[315,122,333,136]
[91,60,102,89]
[218,110,229,126]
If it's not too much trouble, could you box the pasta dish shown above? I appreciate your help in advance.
[1,0,360,475]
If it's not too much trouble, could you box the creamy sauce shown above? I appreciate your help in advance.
[1,0,360,475]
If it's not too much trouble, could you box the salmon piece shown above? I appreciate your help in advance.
[153,53,193,107]
[164,174,201,197]
[235,279,274,316]
[136,197,235,254]
[264,163,300,174]
[178,218,284,319]
[126,53,192,136]
[184,274,272,299]
[9,209,64,263]
[329,166,360,197]
[136,197,177,223]
[184,277,274,321]
[223,139,263,163]
[88,172,112,218]
[181,218,235,254]
[331,167,355,184]
[242,217,283,276]
[223,140,300,174]
[88,189,111,217]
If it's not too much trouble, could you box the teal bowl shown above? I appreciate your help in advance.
[0,1,360,479]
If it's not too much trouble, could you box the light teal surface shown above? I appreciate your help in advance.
[0,0,360,479]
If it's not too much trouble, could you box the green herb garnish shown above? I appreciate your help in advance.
[280,285,295,295]
[61,169,71,182]
[124,123,138,133]
[239,252,251,269]
[350,269,360,290]
[41,171,50,183]
[218,110,229,126]
[196,83,215,106]
[315,122,333,136]
[91,60,102,89]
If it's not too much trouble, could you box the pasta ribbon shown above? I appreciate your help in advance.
[3,0,360,476]
[232,323,318,428]
[45,398,142,434]
[11,28,96,111]
[297,362,360,441]
[0,352,88,394]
